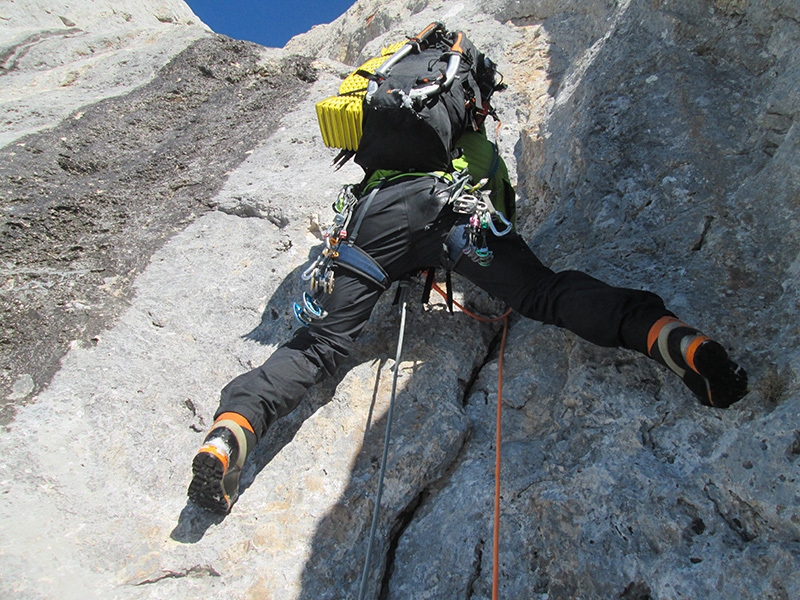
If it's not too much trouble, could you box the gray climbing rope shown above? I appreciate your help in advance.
[357,280,410,600]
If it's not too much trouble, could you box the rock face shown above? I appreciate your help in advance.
[0,0,210,148]
[0,5,317,419]
[1,1,799,599]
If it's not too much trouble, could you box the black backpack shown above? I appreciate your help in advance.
[316,23,504,172]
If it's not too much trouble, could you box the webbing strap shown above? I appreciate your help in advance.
[361,170,453,194]
[421,269,436,304]
[445,270,454,313]
[348,178,385,245]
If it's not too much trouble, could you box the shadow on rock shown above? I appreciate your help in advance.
[243,247,323,345]
[170,503,226,543]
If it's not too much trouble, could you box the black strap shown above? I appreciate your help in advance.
[347,178,385,245]
[393,276,413,306]
[332,149,356,171]
[421,269,436,304]
[355,69,377,81]
[419,268,453,313]
[445,269,454,313]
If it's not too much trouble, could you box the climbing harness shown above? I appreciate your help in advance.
[294,184,390,326]
[293,168,513,326]
[358,279,411,600]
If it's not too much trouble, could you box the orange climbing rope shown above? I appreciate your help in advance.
[429,278,510,599]
[492,315,508,600]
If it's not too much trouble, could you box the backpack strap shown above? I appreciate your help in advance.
[332,149,356,171]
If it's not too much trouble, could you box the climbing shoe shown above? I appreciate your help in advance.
[188,413,254,514]
[647,316,748,408]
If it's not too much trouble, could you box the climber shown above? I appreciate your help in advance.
[187,23,747,514]
[187,128,748,514]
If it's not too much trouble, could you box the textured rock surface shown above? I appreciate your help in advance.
[2,0,799,599]
[0,13,318,418]
[0,0,210,148]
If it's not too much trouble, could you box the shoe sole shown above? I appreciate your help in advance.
[188,451,233,514]
[692,340,748,408]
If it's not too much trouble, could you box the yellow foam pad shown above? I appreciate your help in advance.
[338,55,387,96]
[315,95,363,150]
[382,40,408,55]
[317,39,408,150]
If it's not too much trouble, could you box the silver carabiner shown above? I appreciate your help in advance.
[486,211,513,237]
[302,256,323,281]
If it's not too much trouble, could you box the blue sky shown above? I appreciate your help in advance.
[184,0,356,48]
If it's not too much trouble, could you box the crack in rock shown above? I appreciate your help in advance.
[464,539,485,599]
[378,491,427,599]
[704,481,762,543]
[132,564,221,586]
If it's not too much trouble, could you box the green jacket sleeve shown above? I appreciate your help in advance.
[453,130,516,226]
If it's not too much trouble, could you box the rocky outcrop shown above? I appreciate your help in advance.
[1,1,798,599]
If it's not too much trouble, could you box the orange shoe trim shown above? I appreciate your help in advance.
[647,316,680,356]
[215,412,255,434]
[684,335,710,373]
[198,444,229,473]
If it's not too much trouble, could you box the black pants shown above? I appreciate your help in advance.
[217,176,671,439]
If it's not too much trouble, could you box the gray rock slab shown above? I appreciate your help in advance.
[2,0,800,599]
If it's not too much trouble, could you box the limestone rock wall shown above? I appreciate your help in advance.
[1,1,799,599]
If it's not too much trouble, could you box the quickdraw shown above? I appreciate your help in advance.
[300,185,359,294]
[448,173,513,267]
[293,292,328,327]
